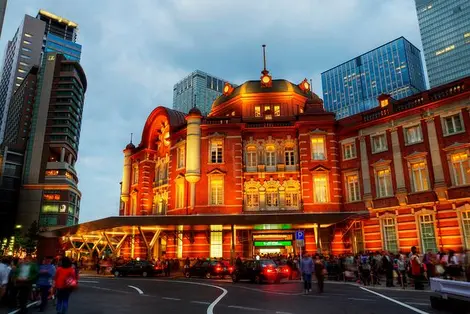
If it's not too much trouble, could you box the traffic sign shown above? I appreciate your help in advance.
[295,239,305,248]
[295,230,304,240]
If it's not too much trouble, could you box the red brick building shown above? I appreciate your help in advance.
[119,71,470,260]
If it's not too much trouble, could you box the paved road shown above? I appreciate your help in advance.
[18,276,448,314]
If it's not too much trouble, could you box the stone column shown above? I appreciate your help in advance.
[67,154,73,165]
[259,188,266,210]
[359,136,373,208]
[314,224,321,253]
[426,117,447,200]
[60,148,65,162]
[390,128,407,205]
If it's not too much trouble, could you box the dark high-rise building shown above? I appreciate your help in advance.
[321,37,426,119]
[0,0,7,39]
[0,10,81,144]
[17,53,86,230]
[415,0,470,87]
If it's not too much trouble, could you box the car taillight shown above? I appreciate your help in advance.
[265,267,275,274]
[215,267,222,272]
[228,266,233,272]
[282,267,289,273]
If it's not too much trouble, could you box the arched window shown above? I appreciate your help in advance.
[246,187,259,209]
[132,164,139,184]
[284,145,295,167]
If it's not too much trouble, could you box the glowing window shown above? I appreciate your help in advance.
[410,161,429,192]
[254,106,261,117]
[450,152,470,186]
[346,174,360,202]
[210,177,224,205]
[210,225,223,258]
[313,174,328,203]
[376,168,393,197]
[311,136,326,160]
[381,217,398,252]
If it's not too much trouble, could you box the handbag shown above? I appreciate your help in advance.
[65,274,77,289]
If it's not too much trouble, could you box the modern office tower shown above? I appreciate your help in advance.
[0,0,7,38]
[321,37,426,119]
[37,10,81,61]
[0,10,81,144]
[173,70,233,115]
[415,0,470,87]
[0,15,45,144]
[17,53,86,230]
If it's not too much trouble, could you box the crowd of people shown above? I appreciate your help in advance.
[0,255,78,314]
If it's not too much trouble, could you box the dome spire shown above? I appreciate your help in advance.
[262,44,268,75]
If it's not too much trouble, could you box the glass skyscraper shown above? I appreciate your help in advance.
[173,70,233,115]
[321,37,426,119]
[415,0,470,88]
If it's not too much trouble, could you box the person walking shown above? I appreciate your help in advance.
[314,254,325,293]
[410,246,424,290]
[37,257,56,312]
[382,251,394,287]
[54,257,77,314]
[14,255,38,314]
[300,253,313,294]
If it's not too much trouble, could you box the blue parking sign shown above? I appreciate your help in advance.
[295,230,304,240]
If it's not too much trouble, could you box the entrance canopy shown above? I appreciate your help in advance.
[42,212,369,238]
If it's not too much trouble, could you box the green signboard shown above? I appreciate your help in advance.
[254,241,292,247]
[253,224,292,230]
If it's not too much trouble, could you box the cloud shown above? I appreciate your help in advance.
[0,0,422,222]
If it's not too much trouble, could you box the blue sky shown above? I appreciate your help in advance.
[1,0,423,222]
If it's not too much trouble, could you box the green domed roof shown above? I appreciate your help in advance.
[211,79,322,109]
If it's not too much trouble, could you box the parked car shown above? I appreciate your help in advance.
[184,260,233,279]
[232,259,288,284]
[112,260,162,277]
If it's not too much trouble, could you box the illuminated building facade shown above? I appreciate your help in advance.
[321,37,426,119]
[415,0,470,88]
[119,62,470,259]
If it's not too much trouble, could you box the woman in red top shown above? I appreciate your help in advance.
[54,257,77,314]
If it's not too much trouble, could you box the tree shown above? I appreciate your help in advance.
[13,221,42,254]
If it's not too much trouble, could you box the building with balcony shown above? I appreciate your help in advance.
[42,67,470,261]
[16,52,86,231]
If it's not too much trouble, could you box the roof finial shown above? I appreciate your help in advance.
[130,132,133,144]
[262,44,268,74]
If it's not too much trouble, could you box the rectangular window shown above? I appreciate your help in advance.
[273,105,281,116]
[346,174,360,202]
[210,139,223,163]
[311,136,326,160]
[443,114,464,135]
[24,33,33,38]
[410,161,429,192]
[133,165,139,184]
[210,225,223,258]
[381,217,398,253]
[266,190,278,207]
[266,148,276,166]
[254,106,261,117]
[461,211,470,249]
[246,188,259,208]
[450,152,470,186]
[285,192,299,207]
[313,174,328,203]
[419,215,437,253]
[285,149,295,166]
[246,148,257,168]
[177,146,185,168]
[21,47,31,52]
[371,134,387,153]
[342,142,356,160]
[210,177,224,205]
[23,40,31,45]
[404,125,423,144]
[376,168,393,197]
[175,182,184,208]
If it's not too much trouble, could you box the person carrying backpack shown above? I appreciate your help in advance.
[54,257,77,314]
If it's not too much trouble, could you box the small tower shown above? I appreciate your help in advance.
[185,107,202,211]
[121,134,135,215]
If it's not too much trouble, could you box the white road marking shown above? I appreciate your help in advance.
[276,311,294,314]
[191,301,211,305]
[228,284,303,296]
[78,280,99,283]
[8,301,40,314]
[128,285,144,295]
[80,284,132,294]
[228,305,262,311]
[360,287,429,314]
[406,302,429,306]
[153,279,228,314]
[348,297,375,301]
[162,297,181,301]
